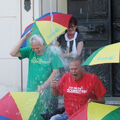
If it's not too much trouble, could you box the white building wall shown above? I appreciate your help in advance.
[0,0,21,98]
[0,0,67,97]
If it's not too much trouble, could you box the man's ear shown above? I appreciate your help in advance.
[43,43,46,48]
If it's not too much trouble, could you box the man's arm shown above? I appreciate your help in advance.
[88,96,105,104]
[38,69,60,94]
[51,79,60,97]
[10,30,32,57]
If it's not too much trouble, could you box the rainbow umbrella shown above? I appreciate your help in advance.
[82,42,120,66]
[0,92,46,120]
[68,102,120,120]
[21,12,72,47]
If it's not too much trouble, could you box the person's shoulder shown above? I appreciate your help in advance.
[27,46,32,49]
[57,33,65,41]
[46,46,58,54]
[83,73,99,85]
[77,33,85,42]
[61,72,71,81]
[20,46,32,51]
[58,33,65,38]
[83,73,98,79]
[45,46,61,57]
[27,46,33,52]
[44,46,52,55]
[63,72,71,77]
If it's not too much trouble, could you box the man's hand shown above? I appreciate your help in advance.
[22,30,32,41]
[88,99,92,103]
[51,80,58,89]
[51,80,59,97]
[10,30,32,57]
[88,96,105,104]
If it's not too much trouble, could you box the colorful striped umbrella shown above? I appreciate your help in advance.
[68,102,120,120]
[0,92,45,120]
[21,12,72,48]
[82,42,120,66]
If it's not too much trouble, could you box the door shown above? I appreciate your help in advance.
[68,0,112,96]
[112,0,120,97]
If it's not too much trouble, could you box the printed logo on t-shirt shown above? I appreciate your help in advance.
[31,57,50,64]
[67,86,87,94]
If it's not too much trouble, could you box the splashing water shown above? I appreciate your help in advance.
[49,45,62,55]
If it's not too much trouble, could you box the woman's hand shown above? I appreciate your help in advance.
[61,52,76,58]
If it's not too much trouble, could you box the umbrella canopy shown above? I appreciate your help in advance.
[0,92,43,120]
[82,42,120,66]
[21,12,72,47]
[68,102,120,120]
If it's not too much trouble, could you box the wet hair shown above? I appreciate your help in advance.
[70,57,82,66]
[67,16,80,33]
[30,34,44,45]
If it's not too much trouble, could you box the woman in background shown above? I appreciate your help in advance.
[56,16,84,72]
[56,16,84,58]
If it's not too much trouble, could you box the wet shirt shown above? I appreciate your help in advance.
[19,46,63,91]
[57,73,106,116]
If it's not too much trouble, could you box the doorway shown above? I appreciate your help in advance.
[68,0,120,97]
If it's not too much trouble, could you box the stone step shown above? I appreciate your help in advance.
[105,97,120,106]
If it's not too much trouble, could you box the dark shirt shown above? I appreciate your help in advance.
[57,33,84,53]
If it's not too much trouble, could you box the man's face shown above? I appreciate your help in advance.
[31,42,45,56]
[70,61,84,81]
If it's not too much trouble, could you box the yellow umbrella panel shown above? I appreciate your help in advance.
[68,102,120,120]
[36,21,67,45]
[82,42,120,66]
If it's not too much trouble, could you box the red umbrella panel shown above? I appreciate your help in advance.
[0,92,43,120]
[0,92,22,120]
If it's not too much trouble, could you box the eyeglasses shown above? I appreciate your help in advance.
[68,25,76,29]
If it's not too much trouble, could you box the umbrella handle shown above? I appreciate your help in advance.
[50,0,53,33]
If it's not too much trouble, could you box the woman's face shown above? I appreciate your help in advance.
[67,23,77,35]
